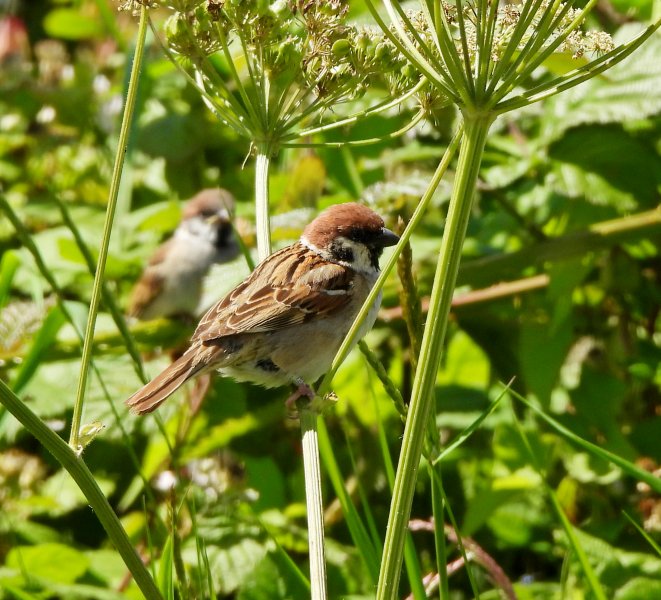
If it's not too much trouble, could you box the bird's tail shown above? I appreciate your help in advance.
[126,350,203,415]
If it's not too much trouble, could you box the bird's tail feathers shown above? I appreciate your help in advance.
[126,351,203,415]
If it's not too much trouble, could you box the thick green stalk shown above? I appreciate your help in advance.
[69,5,147,452]
[0,380,162,599]
[300,408,327,599]
[254,146,272,260]
[376,116,493,599]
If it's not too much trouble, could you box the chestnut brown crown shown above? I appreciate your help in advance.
[182,188,234,221]
[303,202,397,250]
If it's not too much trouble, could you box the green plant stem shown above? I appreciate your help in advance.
[69,5,147,452]
[376,115,493,600]
[300,407,327,599]
[55,197,147,384]
[254,146,272,260]
[429,466,449,600]
[318,127,462,397]
[0,380,162,599]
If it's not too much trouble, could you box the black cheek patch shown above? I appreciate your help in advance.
[214,223,233,249]
[369,246,383,270]
[256,358,280,372]
[329,240,354,263]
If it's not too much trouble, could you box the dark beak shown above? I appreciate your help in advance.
[376,227,400,247]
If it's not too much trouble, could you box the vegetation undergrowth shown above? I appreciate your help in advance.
[0,0,660,598]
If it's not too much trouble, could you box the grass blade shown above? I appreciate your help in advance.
[11,305,67,395]
[512,389,661,494]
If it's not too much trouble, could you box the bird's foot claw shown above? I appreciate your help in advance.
[285,381,315,415]
[286,381,337,418]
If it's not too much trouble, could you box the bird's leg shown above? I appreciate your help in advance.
[285,378,316,414]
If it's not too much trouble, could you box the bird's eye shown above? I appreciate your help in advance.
[347,228,367,243]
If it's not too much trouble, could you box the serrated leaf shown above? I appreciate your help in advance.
[205,537,269,595]
[541,25,661,140]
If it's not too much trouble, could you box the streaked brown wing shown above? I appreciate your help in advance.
[194,243,354,344]
[127,241,171,317]
[128,271,164,318]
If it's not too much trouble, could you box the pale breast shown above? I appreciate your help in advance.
[216,270,382,387]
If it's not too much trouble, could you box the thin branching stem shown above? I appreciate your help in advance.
[54,197,147,384]
[148,16,247,134]
[317,126,463,397]
[452,0,478,97]
[364,0,460,102]
[283,109,426,148]
[0,380,162,599]
[215,24,263,134]
[495,20,660,113]
[484,0,547,95]
[491,0,583,107]
[505,0,606,93]
[288,78,426,139]
[69,5,148,452]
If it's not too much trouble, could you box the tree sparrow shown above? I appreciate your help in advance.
[126,202,399,414]
[128,188,239,320]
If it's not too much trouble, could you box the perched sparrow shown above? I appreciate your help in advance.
[128,188,239,320]
[126,202,399,414]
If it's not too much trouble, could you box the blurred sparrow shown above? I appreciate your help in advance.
[126,202,399,414]
[128,188,238,320]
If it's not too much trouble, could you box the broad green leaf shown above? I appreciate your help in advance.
[6,543,89,584]
[549,126,661,209]
[202,537,269,595]
[519,317,573,407]
[235,555,290,600]
[437,330,490,388]
[616,578,661,600]
[243,456,286,511]
[39,469,116,517]
[43,9,105,40]
[541,24,661,140]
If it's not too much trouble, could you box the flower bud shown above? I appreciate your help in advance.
[331,38,351,58]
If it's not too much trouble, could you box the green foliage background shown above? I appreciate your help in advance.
[0,0,660,598]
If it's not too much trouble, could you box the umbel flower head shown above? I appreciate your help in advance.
[366,0,648,117]
[150,0,419,145]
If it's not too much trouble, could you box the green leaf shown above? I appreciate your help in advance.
[513,391,661,494]
[542,24,661,139]
[243,457,286,511]
[236,555,289,600]
[43,9,105,40]
[6,543,89,584]
[39,469,116,517]
[519,316,573,407]
[11,305,67,394]
[204,537,269,595]
[0,250,20,309]
[549,126,661,209]
[616,578,661,600]
[437,330,490,388]
[158,535,174,600]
